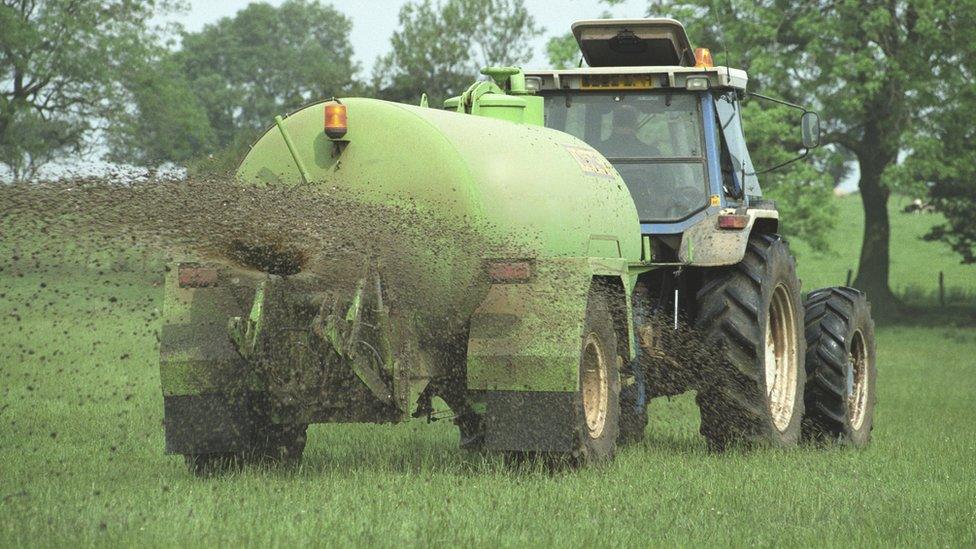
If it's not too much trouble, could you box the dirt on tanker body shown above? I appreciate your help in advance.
[0,174,505,324]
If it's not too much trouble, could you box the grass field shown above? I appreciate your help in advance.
[791,194,976,303]
[2,195,975,546]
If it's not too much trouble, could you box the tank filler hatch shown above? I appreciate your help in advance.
[572,18,695,67]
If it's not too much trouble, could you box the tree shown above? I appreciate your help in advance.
[545,33,579,69]
[372,0,543,105]
[904,77,976,264]
[176,0,358,150]
[648,1,975,316]
[104,55,215,167]
[0,0,177,180]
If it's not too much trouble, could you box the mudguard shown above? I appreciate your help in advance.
[466,257,634,452]
[678,208,779,266]
[158,262,264,454]
[158,263,260,398]
[466,257,633,393]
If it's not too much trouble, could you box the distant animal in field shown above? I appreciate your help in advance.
[902,198,936,214]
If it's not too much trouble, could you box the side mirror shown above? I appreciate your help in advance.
[801,111,821,149]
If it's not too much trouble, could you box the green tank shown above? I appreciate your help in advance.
[237,96,642,325]
[160,73,645,470]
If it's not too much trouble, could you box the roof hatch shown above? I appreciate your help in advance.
[572,19,695,68]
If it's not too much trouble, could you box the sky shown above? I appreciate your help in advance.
[166,0,653,74]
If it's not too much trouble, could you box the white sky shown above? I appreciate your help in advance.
[165,0,652,74]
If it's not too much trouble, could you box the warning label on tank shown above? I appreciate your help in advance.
[563,145,616,179]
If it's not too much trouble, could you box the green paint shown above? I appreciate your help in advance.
[443,68,543,125]
[274,114,311,184]
[237,96,641,328]
[227,281,266,360]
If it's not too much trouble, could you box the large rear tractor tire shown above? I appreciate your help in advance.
[802,287,877,446]
[184,422,308,476]
[572,288,621,463]
[694,234,806,451]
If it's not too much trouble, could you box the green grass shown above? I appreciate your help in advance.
[791,194,976,302]
[2,196,975,546]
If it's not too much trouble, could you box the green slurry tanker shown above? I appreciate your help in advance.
[159,19,877,472]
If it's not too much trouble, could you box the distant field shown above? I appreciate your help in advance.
[1,195,975,546]
[791,194,976,303]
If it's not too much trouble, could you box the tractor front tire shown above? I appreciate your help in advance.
[694,234,806,451]
[802,287,877,446]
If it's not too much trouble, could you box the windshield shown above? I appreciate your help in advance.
[543,92,709,222]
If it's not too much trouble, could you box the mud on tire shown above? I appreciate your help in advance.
[802,287,877,446]
[694,234,806,451]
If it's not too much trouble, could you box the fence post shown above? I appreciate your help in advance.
[845,269,853,287]
[939,271,945,307]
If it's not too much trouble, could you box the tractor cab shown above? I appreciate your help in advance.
[523,19,762,238]
[449,18,819,265]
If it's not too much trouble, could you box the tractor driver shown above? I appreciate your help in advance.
[600,105,660,158]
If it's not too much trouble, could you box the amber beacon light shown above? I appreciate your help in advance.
[324,102,348,139]
[694,47,714,69]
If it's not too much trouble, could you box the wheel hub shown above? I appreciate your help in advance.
[848,330,869,429]
[765,284,799,432]
[581,332,609,439]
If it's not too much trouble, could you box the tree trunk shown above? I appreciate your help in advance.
[852,155,898,318]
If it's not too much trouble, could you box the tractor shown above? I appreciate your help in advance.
[159,19,877,473]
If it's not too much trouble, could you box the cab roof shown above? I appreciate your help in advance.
[524,18,748,93]
[522,66,749,93]
[572,18,695,67]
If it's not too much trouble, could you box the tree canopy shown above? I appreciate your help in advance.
[177,0,358,150]
[372,0,542,105]
[0,0,177,180]
[105,55,215,166]
[907,78,976,264]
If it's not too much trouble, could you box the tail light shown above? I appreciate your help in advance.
[717,214,749,230]
[178,264,218,288]
[486,260,533,283]
[324,102,348,139]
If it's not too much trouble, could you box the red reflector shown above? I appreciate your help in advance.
[178,264,218,288]
[717,214,749,230]
[487,261,533,283]
[324,102,348,139]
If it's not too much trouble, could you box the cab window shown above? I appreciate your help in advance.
[544,92,709,222]
[714,92,760,197]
